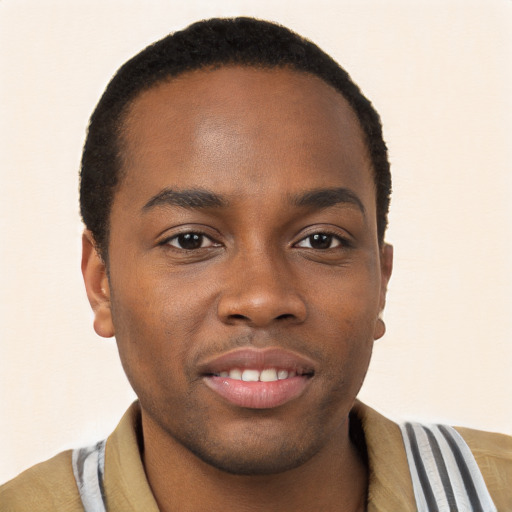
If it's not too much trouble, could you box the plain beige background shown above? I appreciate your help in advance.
[1,0,511,484]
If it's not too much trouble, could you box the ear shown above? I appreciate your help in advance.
[374,243,393,340]
[81,230,115,338]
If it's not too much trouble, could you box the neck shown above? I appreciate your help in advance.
[141,412,368,512]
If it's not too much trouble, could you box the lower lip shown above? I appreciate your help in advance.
[203,375,311,409]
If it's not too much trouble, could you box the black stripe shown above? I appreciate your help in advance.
[423,426,458,511]
[438,425,484,512]
[405,423,440,512]
[96,441,107,507]
[74,444,107,512]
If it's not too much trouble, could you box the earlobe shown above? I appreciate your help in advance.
[81,230,115,338]
[373,315,386,340]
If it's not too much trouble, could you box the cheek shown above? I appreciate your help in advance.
[309,266,380,366]
[311,264,381,329]
[109,271,213,391]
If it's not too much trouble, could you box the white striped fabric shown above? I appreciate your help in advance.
[72,440,107,512]
[400,422,497,512]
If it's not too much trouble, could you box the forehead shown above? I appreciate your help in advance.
[118,66,374,209]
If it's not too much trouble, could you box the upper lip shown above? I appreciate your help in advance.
[197,347,317,376]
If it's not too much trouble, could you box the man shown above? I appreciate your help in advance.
[1,17,510,512]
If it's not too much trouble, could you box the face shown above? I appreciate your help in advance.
[83,66,392,475]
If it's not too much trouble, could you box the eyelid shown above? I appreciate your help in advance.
[296,234,338,248]
[292,225,353,248]
[158,227,223,249]
[295,234,348,250]
[167,233,219,249]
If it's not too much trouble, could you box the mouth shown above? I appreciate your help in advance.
[199,348,315,409]
[209,368,308,381]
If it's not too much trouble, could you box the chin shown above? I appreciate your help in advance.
[184,438,320,476]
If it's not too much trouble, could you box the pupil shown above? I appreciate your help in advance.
[178,233,202,249]
[311,233,332,249]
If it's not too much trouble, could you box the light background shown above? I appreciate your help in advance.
[1,0,511,484]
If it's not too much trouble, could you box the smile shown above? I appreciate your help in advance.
[214,368,301,381]
[199,348,315,409]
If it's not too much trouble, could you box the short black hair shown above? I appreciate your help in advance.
[80,17,391,259]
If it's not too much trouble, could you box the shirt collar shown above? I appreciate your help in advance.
[351,400,416,510]
[103,400,415,511]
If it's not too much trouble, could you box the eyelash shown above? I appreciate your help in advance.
[161,230,350,251]
[161,232,220,251]
[294,232,350,250]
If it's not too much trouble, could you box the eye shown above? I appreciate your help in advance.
[295,233,344,250]
[166,232,219,250]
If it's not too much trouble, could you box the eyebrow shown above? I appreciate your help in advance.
[142,186,365,215]
[291,187,366,215]
[143,188,226,212]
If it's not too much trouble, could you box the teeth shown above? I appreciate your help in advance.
[241,369,260,382]
[218,368,298,381]
[260,368,278,382]
[229,369,242,380]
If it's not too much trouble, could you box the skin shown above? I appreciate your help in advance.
[82,66,393,511]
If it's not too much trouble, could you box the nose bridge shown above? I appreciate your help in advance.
[217,239,307,326]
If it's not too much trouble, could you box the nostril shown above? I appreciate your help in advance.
[230,314,248,321]
[218,290,307,326]
[276,313,295,321]
[226,312,296,323]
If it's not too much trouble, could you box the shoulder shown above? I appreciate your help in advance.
[0,450,84,512]
[455,425,512,508]
[353,401,512,510]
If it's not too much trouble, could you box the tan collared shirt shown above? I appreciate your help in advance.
[2,401,511,511]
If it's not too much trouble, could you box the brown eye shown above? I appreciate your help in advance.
[167,233,217,250]
[296,233,342,250]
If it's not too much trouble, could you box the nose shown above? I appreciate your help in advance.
[217,250,307,327]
